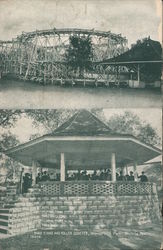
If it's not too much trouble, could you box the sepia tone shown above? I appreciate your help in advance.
[0,0,162,109]
[0,0,162,250]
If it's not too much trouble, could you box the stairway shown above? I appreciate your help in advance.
[0,185,41,235]
[0,209,11,234]
[0,185,18,234]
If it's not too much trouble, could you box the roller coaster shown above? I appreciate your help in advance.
[0,28,161,87]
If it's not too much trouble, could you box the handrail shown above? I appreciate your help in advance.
[38,181,154,196]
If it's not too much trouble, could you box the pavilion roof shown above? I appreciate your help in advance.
[47,110,114,137]
[4,110,161,168]
[101,38,162,64]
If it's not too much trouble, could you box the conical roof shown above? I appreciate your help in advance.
[4,110,161,167]
[49,110,113,136]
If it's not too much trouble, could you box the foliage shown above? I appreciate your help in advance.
[25,110,76,133]
[65,35,93,76]
[0,133,21,184]
[0,110,22,128]
[0,110,22,184]
[107,111,160,146]
[0,133,19,151]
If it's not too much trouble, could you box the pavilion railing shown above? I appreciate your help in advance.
[38,181,155,196]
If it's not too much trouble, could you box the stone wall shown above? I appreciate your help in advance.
[0,193,160,235]
[40,194,160,232]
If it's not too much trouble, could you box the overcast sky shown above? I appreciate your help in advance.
[0,0,162,46]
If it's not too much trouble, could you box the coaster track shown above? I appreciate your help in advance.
[0,28,128,85]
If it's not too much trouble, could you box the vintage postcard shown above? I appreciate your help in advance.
[0,0,162,250]
[0,0,162,109]
[0,109,162,249]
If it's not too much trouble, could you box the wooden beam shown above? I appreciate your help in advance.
[111,153,116,182]
[60,153,65,182]
[32,161,37,185]
[137,64,140,84]
[133,162,137,181]
[98,60,163,65]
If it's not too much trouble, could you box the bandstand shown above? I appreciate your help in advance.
[0,110,161,235]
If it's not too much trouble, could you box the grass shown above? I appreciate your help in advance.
[0,224,162,250]
[0,78,161,109]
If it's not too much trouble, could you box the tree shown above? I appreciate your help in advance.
[65,35,93,77]
[0,133,21,184]
[107,111,160,146]
[0,110,22,128]
[0,110,22,184]
[138,124,160,145]
[0,110,22,152]
[25,110,76,134]
[0,133,19,151]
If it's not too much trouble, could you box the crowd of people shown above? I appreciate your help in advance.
[35,169,148,183]
[19,167,149,192]
[19,169,148,194]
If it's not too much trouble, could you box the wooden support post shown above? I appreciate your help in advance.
[60,153,65,182]
[125,164,128,175]
[133,162,137,181]
[137,64,140,84]
[116,66,119,86]
[20,167,24,194]
[32,161,37,186]
[51,64,54,84]
[111,153,116,182]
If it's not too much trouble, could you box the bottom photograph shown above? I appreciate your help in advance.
[0,109,162,250]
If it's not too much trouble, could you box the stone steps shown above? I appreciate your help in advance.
[0,209,10,234]
[0,198,16,234]
[0,225,8,234]
[3,204,15,209]
[0,219,9,226]
[0,194,40,235]
[0,188,39,235]
[0,214,9,220]
[0,209,10,214]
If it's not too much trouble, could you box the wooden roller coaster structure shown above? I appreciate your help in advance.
[0,28,130,86]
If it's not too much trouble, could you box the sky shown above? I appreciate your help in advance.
[1,108,161,143]
[0,0,162,46]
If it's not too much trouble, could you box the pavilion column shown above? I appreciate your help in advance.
[32,161,37,186]
[125,164,128,175]
[111,153,116,182]
[137,64,140,84]
[60,153,65,182]
[133,162,137,181]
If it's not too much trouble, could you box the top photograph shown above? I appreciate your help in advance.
[0,0,162,109]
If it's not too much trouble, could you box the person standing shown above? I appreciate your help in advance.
[138,171,148,182]
[117,171,125,181]
[128,171,134,181]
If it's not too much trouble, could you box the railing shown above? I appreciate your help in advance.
[39,181,155,196]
